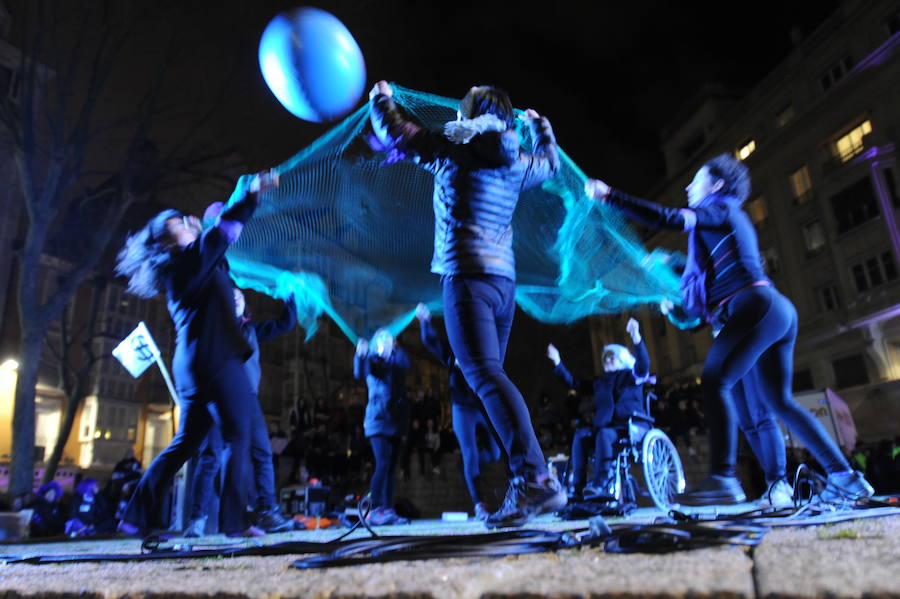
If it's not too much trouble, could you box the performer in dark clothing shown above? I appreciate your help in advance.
[368,80,565,528]
[547,318,649,499]
[184,288,298,536]
[586,154,873,505]
[115,170,278,536]
[661,272,794,506]
[416,303,502,521]
[354,328,411,525]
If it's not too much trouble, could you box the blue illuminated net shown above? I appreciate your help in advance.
[225,85,681,342]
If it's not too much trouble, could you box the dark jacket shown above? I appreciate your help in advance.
[553,340,650,427]
[165,193,257,396]
[354,348,411,437]
[369,94,560,280]
[419,318,480,409]
[606,190,768,318]
[240,297,297,392]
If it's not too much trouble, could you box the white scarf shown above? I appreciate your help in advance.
[443,114,507,144]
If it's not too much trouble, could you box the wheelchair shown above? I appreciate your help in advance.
[551,393,686,514]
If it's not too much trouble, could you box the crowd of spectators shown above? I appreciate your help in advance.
[27,449,142,538]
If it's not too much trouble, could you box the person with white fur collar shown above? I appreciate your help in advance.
[369,81,562,528]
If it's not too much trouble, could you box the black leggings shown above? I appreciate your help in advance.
[703,286,849,477]
[368,434,402,509]
[123,360,252,534]
[732,366,787,483]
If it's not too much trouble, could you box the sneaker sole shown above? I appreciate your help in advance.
[484,492,568,529]
[677,493,746,507]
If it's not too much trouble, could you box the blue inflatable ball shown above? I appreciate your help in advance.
[258,7,366,123]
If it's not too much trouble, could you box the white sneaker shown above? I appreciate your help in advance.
[759,479,794,508]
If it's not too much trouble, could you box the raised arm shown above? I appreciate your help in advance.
[252,295,298,343]
[520,109,560,190]
[547,343,593,394]
[626,318,650,379]
[369,80,450,164]
[353,339,369,380]
[417,303,453,367]
[586,180,730,232]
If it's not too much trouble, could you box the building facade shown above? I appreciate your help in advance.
[590,0,900,442]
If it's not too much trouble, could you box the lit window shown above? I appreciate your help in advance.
[802,221,825,253]
[789,166,813,204]
[834,120,872,162]
[775,104,794,128]
[736,139,756,161]
[746,196,767,224]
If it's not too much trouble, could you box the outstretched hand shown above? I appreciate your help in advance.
[585,178,611,202]
[250,168,280,194]
[659,298,674,315]
[518,108,541,121]
[356,338,369,356]
[369,80,393,101]
[626,317,641,344]
[415,302,431,322]
[546,343,561,366]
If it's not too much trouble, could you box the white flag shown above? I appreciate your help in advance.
[112,321,161,378]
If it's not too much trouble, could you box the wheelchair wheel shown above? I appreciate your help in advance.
[641,428,685,511]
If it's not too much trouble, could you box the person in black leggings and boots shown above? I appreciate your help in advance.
[586,154,873,505]
[115,170,279,536]
[415,303,503,521]
[369,80,565,527]
[354,328,411,525]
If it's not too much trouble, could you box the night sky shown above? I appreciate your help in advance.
[11,0,842,391]
[188,0,839,193]
[165,0,840,387]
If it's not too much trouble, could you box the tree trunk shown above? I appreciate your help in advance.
[9,333,44,505]
[40,384,84,485]
[42,279,105,485]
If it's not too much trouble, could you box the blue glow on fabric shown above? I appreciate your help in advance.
[224,85,681,342]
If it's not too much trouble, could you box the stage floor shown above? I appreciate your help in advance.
[2,502,898,598]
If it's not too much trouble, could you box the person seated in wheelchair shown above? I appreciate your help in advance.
[547,318,649,500]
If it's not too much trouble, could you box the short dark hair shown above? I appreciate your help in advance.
[703,153,751,203]
[458,85,514,127]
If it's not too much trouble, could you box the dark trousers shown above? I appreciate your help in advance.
[732,367,787,483]
[188,409,224,523]
[703,286,849,477]
[569,425,619,489]
[442,274,547,480]
[452,402,502,505]
[188,394,278,522]
[368,434,402,509]
[123,360,252,534]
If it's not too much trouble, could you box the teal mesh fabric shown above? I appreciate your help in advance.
[224,85,681,342]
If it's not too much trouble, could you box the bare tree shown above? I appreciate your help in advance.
[0,1,241,504]
[39,275,113,484]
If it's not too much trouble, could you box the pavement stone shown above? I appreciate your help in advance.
[0,509,896,599]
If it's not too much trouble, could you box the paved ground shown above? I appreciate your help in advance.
[1,502,898,598]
